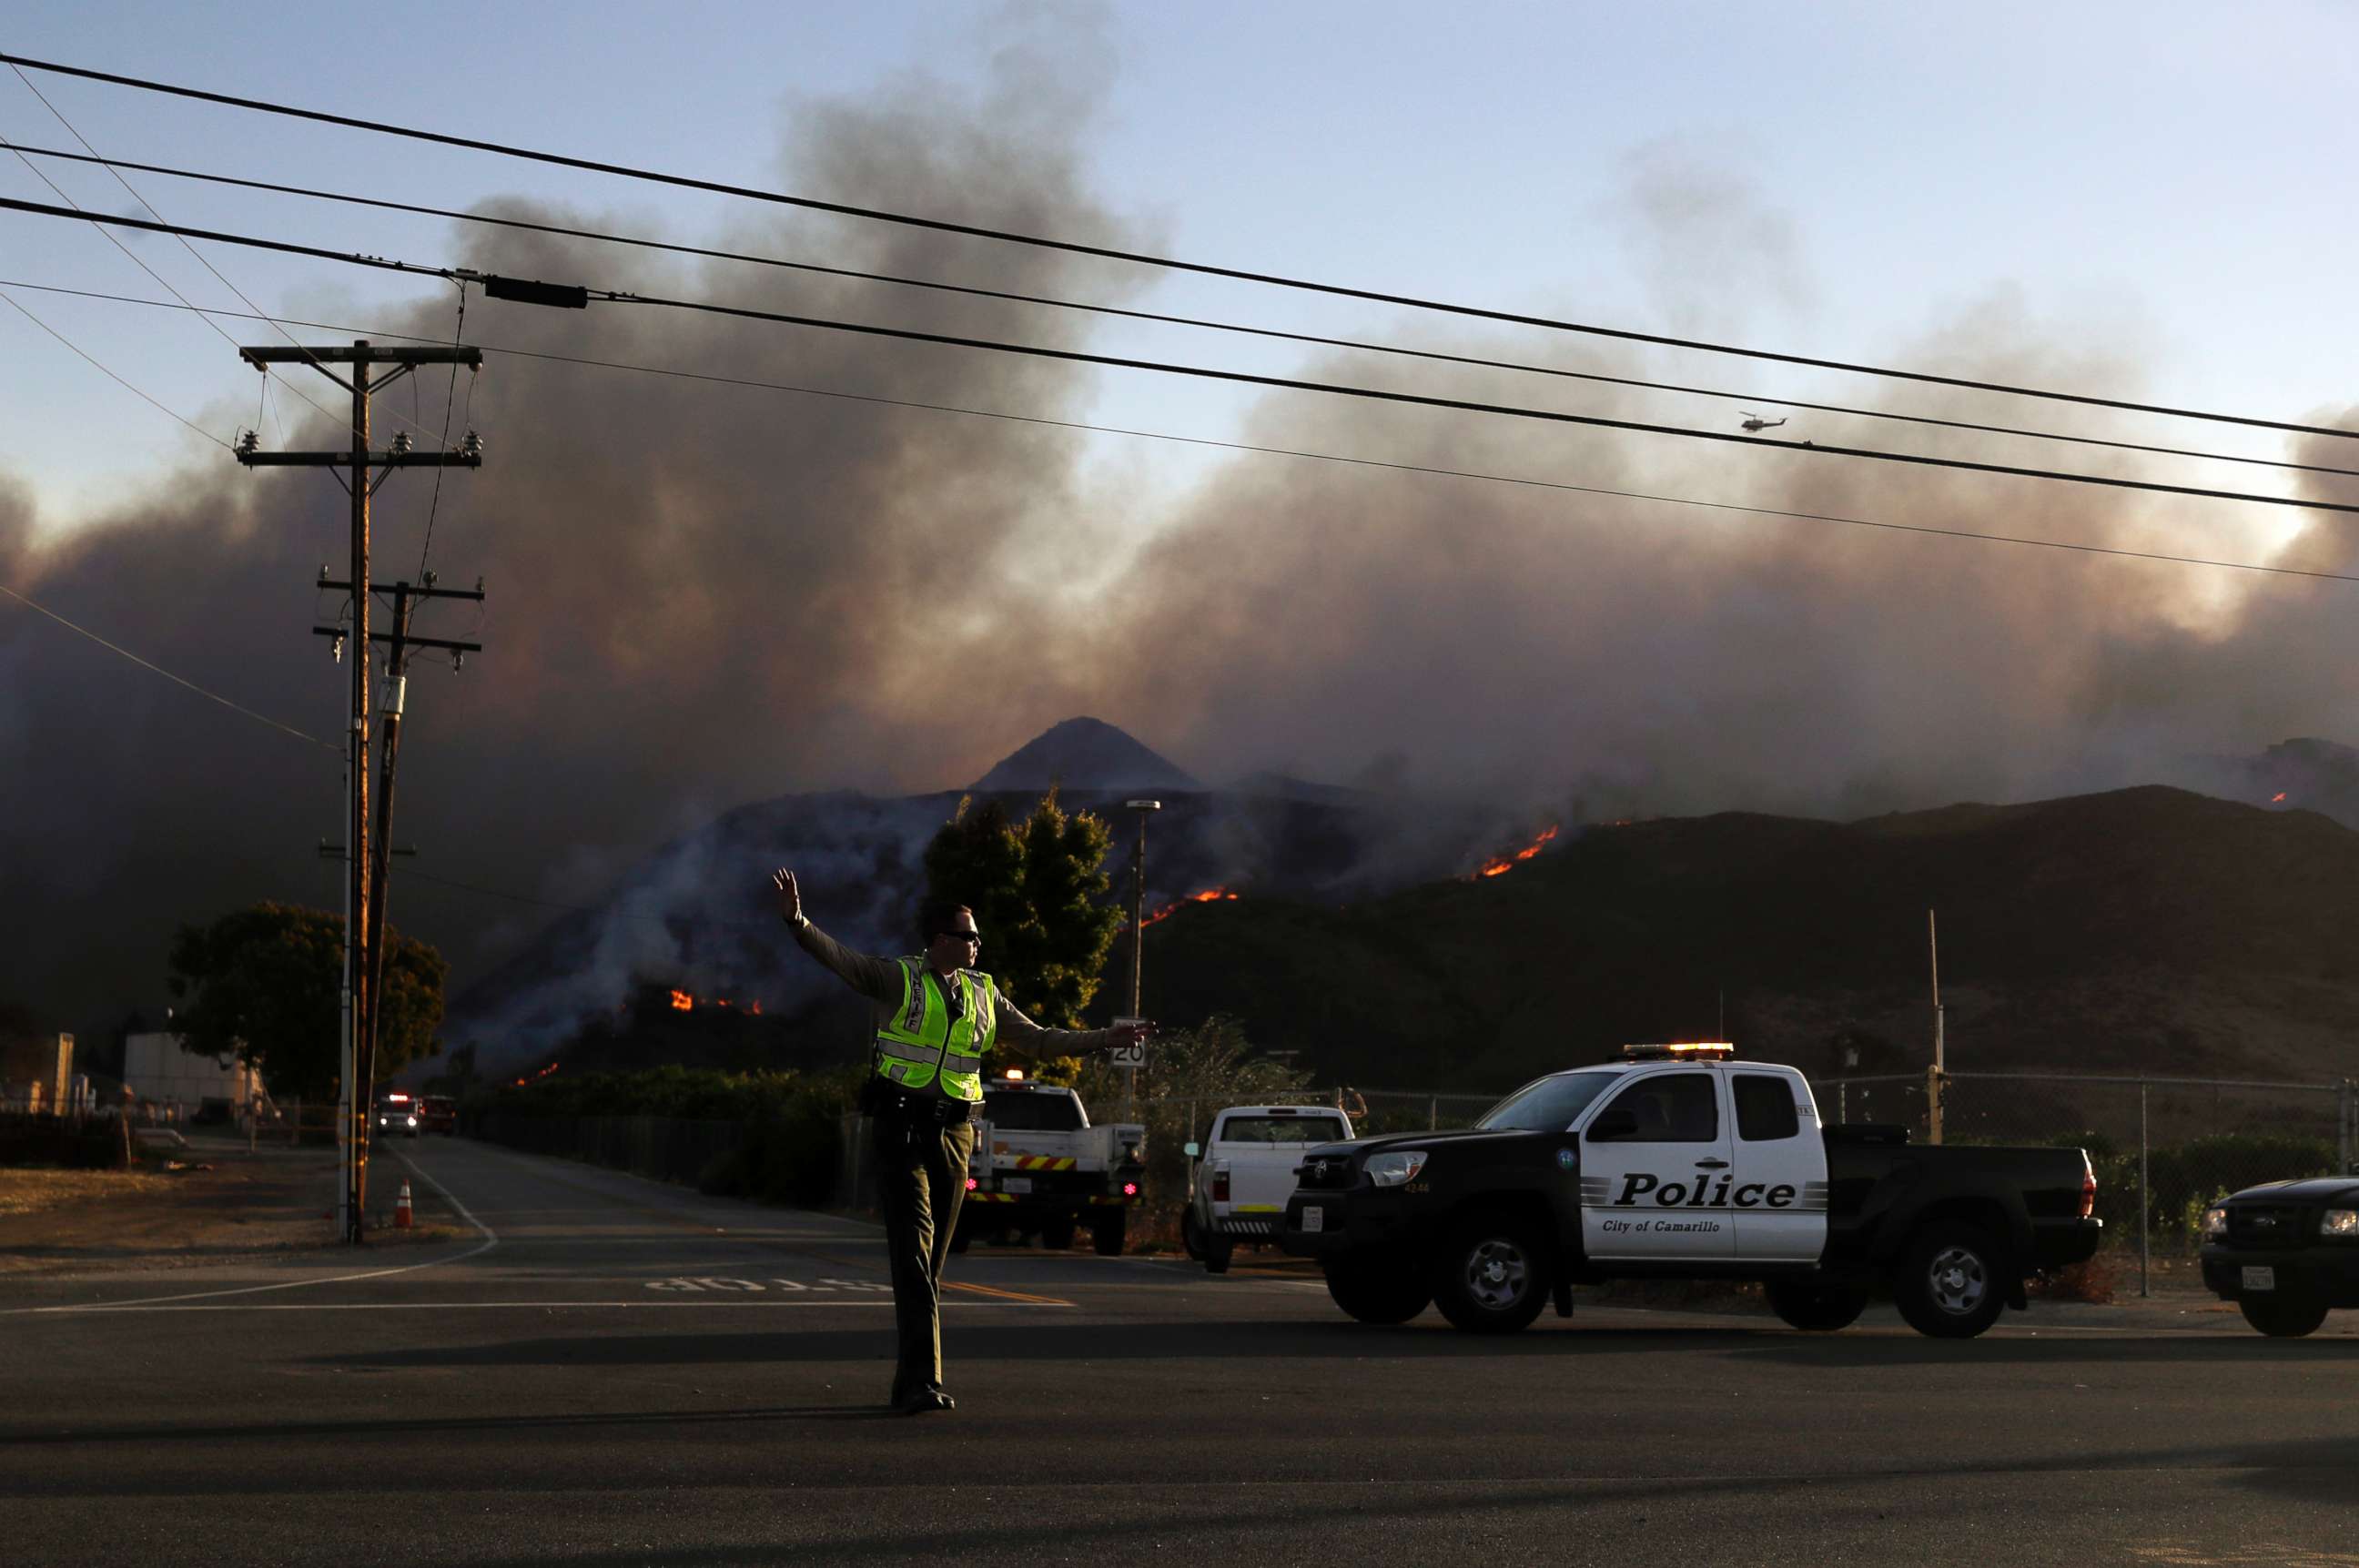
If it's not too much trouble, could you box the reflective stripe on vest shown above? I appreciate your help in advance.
[873,960,998,1102]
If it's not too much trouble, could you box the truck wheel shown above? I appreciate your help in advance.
[2239,1293,2329,1338]
[1091,1210,1127,1257]
[1323,1259,1431,1324]
[1180,1209,1206,1261]
[1891,1223,2007,1339]
[1041,1217,1078,1250]
[1766,1281,1868,1332]
[1433,1219,1550,1334]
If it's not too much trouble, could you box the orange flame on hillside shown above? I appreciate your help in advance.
[1468,824,1560,880]
[510,1059,562,1088]
[667,990,760,1015]
[1139,886,1239,929]
[2272,792,2288,804]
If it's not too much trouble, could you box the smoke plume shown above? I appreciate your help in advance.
[5,36,2356,1043]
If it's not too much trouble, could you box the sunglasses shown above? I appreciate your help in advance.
[938,930,983,946]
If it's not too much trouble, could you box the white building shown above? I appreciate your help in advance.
[121,1032,262,1110]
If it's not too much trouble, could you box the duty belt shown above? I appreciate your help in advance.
[870,1088,975,1125]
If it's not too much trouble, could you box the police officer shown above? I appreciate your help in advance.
[773,868,1152,1415]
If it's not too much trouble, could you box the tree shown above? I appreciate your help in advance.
[166,903,448,1101]
[425,1040,480,1098]
[923,789,1126,1028]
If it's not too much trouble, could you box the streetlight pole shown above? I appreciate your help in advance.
[1124,800,1161,1017]
[1122,799,1160,1119]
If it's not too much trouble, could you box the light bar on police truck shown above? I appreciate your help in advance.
[1620,1042,1736,1061]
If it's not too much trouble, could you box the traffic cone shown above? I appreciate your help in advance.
[394,1180,413,1230]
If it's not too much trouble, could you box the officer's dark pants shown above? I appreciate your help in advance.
[874,1111,975,1401]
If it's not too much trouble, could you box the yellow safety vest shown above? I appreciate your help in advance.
[873,960,997,1103]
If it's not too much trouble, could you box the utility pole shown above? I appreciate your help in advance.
[236,339,481,1243]
[319,574,482,1131]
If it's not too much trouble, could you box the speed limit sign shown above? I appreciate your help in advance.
[1109,1018,1148,1069]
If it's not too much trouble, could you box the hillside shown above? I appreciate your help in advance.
[1119,787,2359,1091]
[969,716,1200,793]
[444,720,1507,1070]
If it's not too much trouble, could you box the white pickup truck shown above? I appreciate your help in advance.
[955,1079,1146,1255]
[1182,1104,1356,1273]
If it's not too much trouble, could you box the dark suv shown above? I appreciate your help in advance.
[417,1095,458,1136]
[2199,1177,2359,1337]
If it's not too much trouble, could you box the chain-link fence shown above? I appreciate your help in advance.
[1819,1070,2357,1280]
[828,1088,1507,1235]
[472,1074,2357,1278]
[1125,1088,1503,1144]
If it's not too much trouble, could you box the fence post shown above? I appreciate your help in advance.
[1838,1082,1847,1124]
[2139,1082,2151,1300]
[1429,1096,1438,1131]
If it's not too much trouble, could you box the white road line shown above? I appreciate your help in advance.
[5,1145,500,1317]
[27,1300,1048,1313]
[390,1143,500,1259]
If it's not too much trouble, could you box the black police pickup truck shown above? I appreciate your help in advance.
[1282,1044,2101,1339]
[2199,1178,2359,1337]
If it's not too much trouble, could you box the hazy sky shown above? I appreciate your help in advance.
[5,1,2356,520]
[5,2,2359,1024]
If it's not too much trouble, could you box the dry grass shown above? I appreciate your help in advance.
[0,1148,465,1276]
[0,1167,171,1219]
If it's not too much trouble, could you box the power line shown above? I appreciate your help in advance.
[0,581,339,749]
[5,140,2349,485]
[4,197,2352,520]
[1,65,400,442]
[4,48,2352,448]
[0,284,230,447]
[415,280,471,579]
[0,144,273,432]
[0,191,442,279]
[10,276,2355,585]
[397,865,771,931]
[612,283,2359,518]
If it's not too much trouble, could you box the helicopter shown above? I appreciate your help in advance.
[1739,410,1788,433]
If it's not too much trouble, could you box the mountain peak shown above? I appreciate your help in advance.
[968,717,1199,794]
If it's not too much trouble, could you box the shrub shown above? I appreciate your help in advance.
[1066,1016,1313,1229]
[0,1113,126,1168]
[2030,1253,2118,1305]
[472,1063,865,1207]
[2043,1129,2337,1254]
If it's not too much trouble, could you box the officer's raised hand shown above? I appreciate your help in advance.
[772,867,802,924]
[1110,1019,1157,1051]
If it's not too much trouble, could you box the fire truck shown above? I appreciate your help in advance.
[953,1075,1146,1256]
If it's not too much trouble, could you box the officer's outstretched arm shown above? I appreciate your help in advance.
[997,1000,1156,1054]
[771,867,901,1002]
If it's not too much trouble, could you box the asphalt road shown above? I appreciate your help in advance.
[5,1137,2354,1567]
